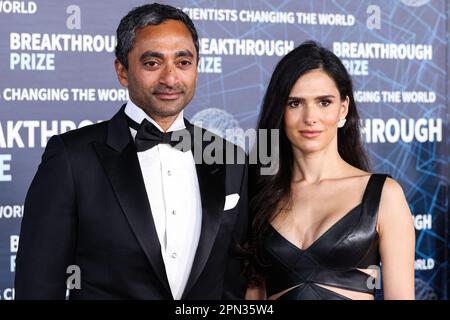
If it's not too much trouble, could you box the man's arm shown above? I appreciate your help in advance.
[15,135,77,299]
[222,154,248,300]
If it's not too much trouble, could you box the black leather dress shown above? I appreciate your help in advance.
[263,174,388,300]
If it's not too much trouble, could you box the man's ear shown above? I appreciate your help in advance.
[114,59,128,87]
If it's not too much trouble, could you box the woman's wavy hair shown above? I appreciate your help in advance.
[246,41,370,283]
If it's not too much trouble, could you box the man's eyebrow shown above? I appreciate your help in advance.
[175,50,194,58]
[140,51,164,61]
[139,50,195,61]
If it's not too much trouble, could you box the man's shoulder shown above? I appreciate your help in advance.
[39,120,111,163]
[59,120,109,147]
[57,106,126,147]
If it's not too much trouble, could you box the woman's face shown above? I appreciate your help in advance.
[283,69,348,154]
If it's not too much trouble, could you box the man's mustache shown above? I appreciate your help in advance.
[152,85,185,94]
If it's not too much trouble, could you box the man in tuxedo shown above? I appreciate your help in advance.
[15,3,248,300]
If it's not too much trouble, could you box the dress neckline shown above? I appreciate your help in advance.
[268,174,375,253]
[268,202,362,253]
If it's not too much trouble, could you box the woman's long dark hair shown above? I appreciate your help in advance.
[247,41,370,283]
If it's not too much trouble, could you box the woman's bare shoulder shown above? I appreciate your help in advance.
[378,176,413,235]
[381,176,407,202]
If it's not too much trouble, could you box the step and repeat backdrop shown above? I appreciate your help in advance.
[0,0,447,299]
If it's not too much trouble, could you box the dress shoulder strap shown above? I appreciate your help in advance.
[361,173,390,221]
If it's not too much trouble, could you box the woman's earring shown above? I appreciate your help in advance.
[337,118,347,128]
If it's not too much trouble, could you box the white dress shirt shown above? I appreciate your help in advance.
[125,100,202,300]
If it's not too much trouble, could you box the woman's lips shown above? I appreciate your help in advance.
[300,130,321,138]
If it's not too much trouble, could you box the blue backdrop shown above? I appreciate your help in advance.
[0,0,447,300]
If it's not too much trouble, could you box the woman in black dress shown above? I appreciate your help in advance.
[246,41,415,300]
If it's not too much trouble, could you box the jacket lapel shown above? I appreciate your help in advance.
[182,122,226,298]
[93,105,172,296]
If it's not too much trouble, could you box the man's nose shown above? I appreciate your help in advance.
[159,63,178,87]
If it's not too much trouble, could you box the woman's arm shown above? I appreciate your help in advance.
[378,177,415,299]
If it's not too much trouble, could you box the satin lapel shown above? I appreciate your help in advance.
[93,106,171,296]
[182,122,226,298]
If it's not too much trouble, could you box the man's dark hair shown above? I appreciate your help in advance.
[115,3,199,69]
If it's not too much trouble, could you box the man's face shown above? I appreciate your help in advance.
[115,19,198,121]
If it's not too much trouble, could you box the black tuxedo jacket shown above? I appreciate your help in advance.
[15,106,248,300]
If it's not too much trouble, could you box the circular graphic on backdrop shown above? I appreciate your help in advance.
[191,108,252,151]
